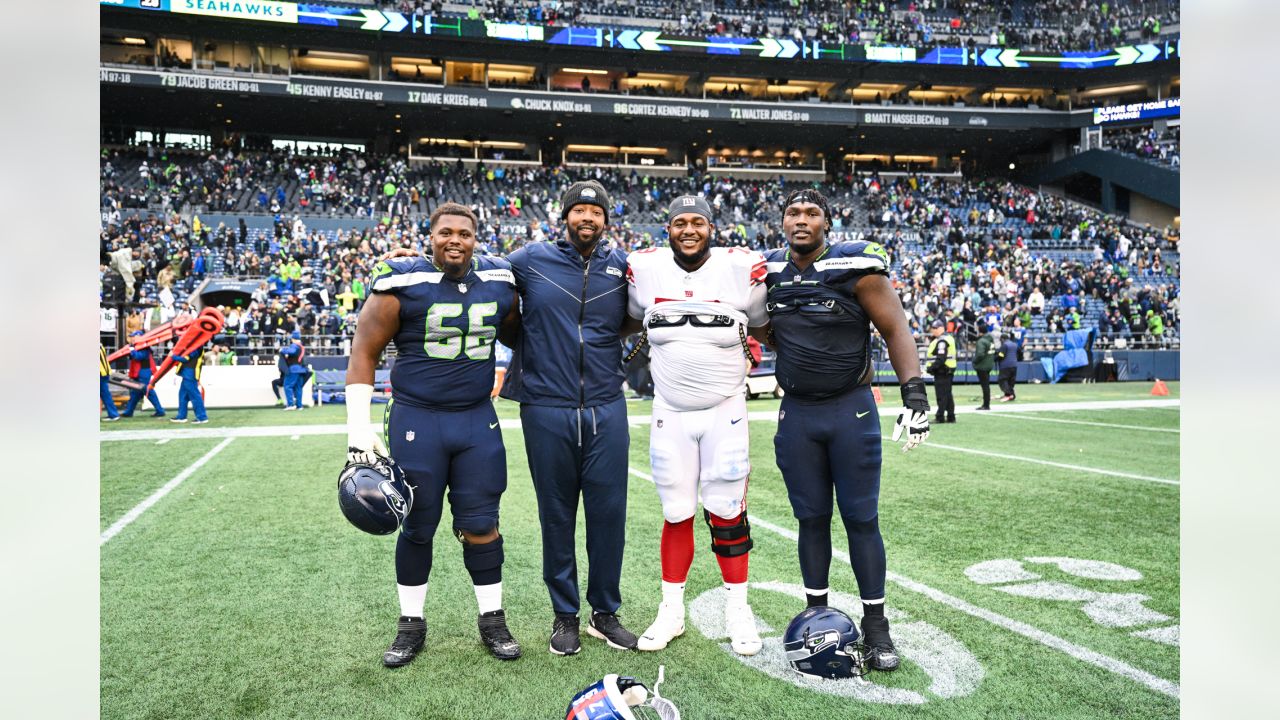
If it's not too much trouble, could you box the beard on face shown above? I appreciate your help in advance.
[789,231,823,255]
[671,233,710,269]
[569,220,600,248]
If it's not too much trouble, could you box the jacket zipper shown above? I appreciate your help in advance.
[578,251,592,409]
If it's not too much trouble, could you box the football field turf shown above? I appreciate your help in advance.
[100,382,1179,719]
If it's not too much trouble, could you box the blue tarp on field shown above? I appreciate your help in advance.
[1041,327,1097,383]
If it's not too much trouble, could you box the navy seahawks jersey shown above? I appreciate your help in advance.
[763,240,890,400]
[370,256,516,411]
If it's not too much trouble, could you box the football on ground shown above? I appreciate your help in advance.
[101,382,1179,719]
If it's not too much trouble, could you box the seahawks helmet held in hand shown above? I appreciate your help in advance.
[567,666,680,720]
[337,456,413,535]
[783,606,867,679]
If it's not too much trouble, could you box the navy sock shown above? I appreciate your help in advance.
[395,533,433,586]
[797,514,832,602]
[841,514,886,601]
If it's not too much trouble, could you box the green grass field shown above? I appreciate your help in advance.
[100,383,1179,719]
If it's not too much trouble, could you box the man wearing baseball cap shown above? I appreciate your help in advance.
[926,319,957,424]
[500,180,640,654]
[628,195,769,656]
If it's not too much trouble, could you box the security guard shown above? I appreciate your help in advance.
[926,320,956,423]
[100,344,120,422]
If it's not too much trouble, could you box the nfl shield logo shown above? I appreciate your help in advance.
[779,410,785,421]
[656,419,663,428]
[793,275,802,283]
[405,431,415,442]
[458,283,468,294]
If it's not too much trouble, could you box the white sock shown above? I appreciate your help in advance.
[661,580,686,608]
[397,583,428,618]
[474,582,503,614]
[723,582,749,608]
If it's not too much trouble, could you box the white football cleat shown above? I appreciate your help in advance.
[636,602,685,652]
[725,602,762,656]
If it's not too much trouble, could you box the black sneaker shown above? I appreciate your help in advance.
[587,611,637,650]
[383,616,426,668]
[860,615,900,671]
[478,610,522,660]
[550,613,581,656]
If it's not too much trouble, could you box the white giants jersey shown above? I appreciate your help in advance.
[627,247,769,410]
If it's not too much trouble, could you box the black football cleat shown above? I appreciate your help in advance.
[478,610,522,660]
[550,613,581,656]
[587,611,638,650]
[383,616,426,668]
[860,615,900,671]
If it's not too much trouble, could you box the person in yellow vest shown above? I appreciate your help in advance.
[100,344,120,421]
[926,320,957,424]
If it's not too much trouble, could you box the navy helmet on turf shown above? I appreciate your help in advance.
[337,458,413,535]
[783,606,866,679]
[567,668,680,720]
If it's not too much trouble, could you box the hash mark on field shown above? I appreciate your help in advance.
[100,437,235,546]
[974,413,1179,433]
[291,434,300,441]
[155,438,170,445]
[887,438,1179,486]
[627,466,1178,699]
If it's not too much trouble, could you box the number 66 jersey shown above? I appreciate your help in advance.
[626,247,769,411]
[370,255,517,410]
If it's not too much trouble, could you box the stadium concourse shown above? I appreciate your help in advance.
[380,0,1180,52]
[101,148,1179,359]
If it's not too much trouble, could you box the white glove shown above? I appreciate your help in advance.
[891,378,931,453]
[892,408,930,452]
[345,383,388,465]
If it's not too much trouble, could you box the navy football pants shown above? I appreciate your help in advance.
[520,398,630,615]
[774,385,886,600]
[388,400,508,546]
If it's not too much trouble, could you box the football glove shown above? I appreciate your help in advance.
[891,377,931,453]
[346,383,388,465]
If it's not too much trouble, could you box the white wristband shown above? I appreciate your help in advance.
[345,383,374,430]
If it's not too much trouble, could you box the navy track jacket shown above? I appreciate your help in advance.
[500,239,630,408]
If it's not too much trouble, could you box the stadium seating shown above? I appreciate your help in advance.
[387,0,1180,52]
[102,145,1180,355]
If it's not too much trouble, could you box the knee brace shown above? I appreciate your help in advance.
[704,509,753,557]
[459,532,504,586]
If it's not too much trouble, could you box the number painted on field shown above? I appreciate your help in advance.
[423,302,497,360]
[963,557,1178,646]
[688,581,983,705]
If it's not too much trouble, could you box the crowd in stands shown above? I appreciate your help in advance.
[382,0,1178,52]
[1104,124,1180,169]
[101,145,1179,357]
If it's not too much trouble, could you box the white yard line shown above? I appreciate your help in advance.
[627,467,1178,700]
[99,398,1180,443]
[100,437,235,546]
[973,413,1179,434]
[896,439,1179,486]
